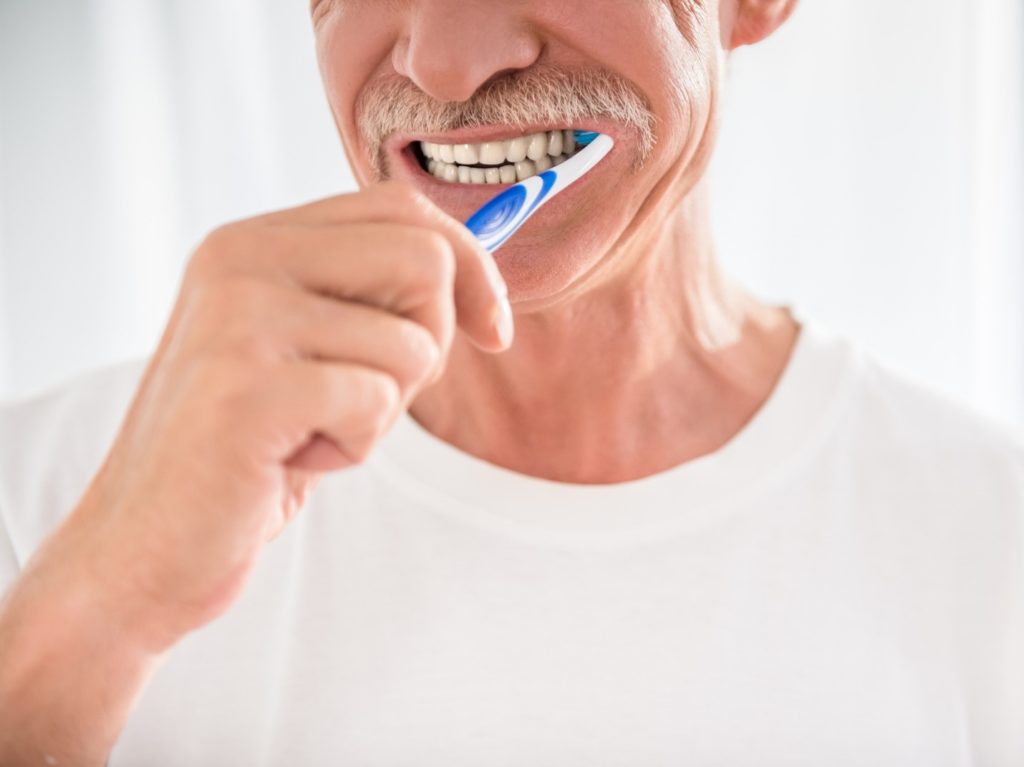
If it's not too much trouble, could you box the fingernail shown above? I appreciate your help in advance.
[494,296,514,349]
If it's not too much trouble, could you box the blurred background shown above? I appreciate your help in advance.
[0,0,1022,432]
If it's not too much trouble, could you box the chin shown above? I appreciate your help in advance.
[489,220,621,309]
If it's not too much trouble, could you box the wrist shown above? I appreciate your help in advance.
[55,493,257,653]
[27,501,182,655]
[0,531,167,766]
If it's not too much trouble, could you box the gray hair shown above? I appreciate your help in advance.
[355,65,657,181]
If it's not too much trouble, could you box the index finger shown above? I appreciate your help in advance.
[260,183,513,353]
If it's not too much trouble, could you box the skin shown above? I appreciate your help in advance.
[317,0,801,481]
[0,0,798,763]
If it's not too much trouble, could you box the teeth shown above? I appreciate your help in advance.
[526,133,548,161]
[418,128,589,185]
[563,129,576,155]
[515,159,536,181]
[547,130,563,157]
[506,137,528,163]
[479,142,506,166]
[454,144,479,165]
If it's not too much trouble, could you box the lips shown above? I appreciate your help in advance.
[380,121,624,238]
[417,129,583,185]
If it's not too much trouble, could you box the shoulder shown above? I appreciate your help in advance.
[836,338,1024,507]
[0,359,148,561]
[856,347,1022,462]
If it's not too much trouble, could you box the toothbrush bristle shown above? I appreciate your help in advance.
[573,130,600,146]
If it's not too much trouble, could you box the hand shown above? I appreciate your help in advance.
[55,181,512,651]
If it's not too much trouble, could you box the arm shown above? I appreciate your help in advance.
[0,183,508,764]
[0,520,164,766]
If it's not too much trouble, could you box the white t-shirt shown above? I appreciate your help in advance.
[1,313,1022,766]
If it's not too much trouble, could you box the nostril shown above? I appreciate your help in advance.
[396,13,542,104]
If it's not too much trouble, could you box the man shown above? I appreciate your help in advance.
[0,0,1021,764]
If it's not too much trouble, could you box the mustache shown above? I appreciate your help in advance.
[355,65,657,180]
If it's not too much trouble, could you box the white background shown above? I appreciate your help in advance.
[1,0,1022,433]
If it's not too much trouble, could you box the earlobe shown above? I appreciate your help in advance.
[728,0,799,49]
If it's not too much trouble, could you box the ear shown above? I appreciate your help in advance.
[727,0,799,49]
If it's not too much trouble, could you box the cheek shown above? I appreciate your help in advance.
[315,9,399,171]
[639,7,717,159]
[543,0,712,162]
[637,18,719,205]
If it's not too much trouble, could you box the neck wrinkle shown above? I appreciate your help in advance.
[408,180,795,484]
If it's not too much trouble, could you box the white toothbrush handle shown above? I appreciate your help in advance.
[545,133,615,197]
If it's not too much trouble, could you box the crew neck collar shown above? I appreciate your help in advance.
[372,307,858,547]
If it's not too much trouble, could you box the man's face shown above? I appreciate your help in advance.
[313,0,723,308]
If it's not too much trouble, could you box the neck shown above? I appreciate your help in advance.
[408,180,800,483]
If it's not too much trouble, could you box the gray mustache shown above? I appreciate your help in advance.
[355,66,656,179]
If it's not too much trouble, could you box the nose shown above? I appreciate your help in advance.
[392,0,543,103]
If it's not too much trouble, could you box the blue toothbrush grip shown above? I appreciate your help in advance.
[465,172,556,253]
[465,185,528,242]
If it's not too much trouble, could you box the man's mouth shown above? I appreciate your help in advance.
[412,129,584,185]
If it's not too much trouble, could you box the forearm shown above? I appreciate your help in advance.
[0,533,165,767]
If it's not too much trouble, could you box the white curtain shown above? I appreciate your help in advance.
[1,0,1022,432]
[0,0,348,400]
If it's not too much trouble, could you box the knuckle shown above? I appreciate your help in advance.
[395,319,441,388]
[342,369,400,464]
[188,280,233,326]
[194,357,258,423]
[216,384,255,427]
[190,279,281,365]
[228,333,280,368]
[353,368,400,429]
[188,222,276,288]
[371,370,402,421]
[220,278,271,317]
[189,225,243,280]
[410,231,455,293]
[213,278,268,322]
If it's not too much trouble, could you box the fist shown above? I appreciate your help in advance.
[54,182,512,651]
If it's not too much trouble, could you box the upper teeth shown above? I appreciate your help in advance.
[421,129,579,185]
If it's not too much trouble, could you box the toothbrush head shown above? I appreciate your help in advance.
[572,130,601,146]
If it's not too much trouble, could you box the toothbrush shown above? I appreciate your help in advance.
[465,131,614,253]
